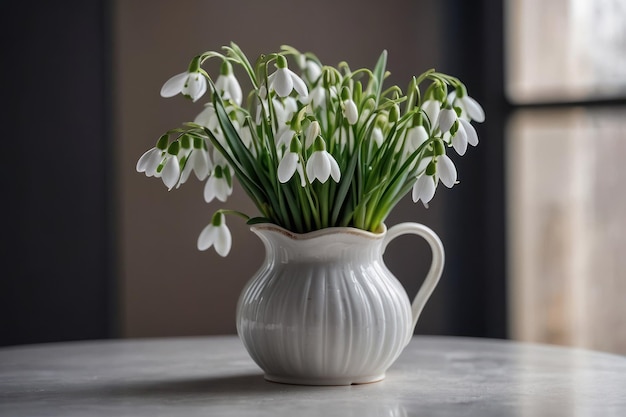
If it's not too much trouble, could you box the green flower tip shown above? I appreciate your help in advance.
[193,136,204,149]
[156,134,169,150]
[434,140,445,156]
[181,134,191,149]
[211,212,223,226]
[188,56,202,73]
[312,135,326,151]
[340,86,351,101]
[167,141,180,155]
[426,160,437,176]
[289,136,302,153]
[220,60,232,75]
[276,55,288,69]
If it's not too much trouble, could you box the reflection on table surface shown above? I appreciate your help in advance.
[1,335,626,417]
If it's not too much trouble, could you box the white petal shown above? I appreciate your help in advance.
[459,118,479,147]
[197,224,217,251]
[407,125,428,152]
[305,121,320,149]
[270,68,293,97]
[214,178,231,202]
[328,153,341,182]
[452,123,468,156]
[194,104,218,129]
[296,163,306,187]
[136,148,159,172]
[344,100,358,125]
[462,96,485,122]
[191,149,210,181]
[305,61,322,82]
[183,73,207,102]
[178,157,193,187]
[145,149,164,177]
[217,74,243,106]
[228,76,243,105]
[438,154,457,188]
[276,126,294,148]
[278,152,299,183]
[204,176,217,203]
[214,224,232,257]
[412,175,436,206]
[306,151,331,183]
[160,72,188,97]
[289,70,309,97]
[438,109,457,133]
[372,127,384,147]
[161,156,180,190]
[422,100,441,130]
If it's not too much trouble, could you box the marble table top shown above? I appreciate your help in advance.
[1,335,625,416]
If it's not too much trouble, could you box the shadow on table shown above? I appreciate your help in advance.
[107,373,297,396]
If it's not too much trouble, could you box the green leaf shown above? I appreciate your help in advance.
[246,217,274,225]
[372,50,388,103]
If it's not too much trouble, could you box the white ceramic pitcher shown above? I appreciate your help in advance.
[236,222,445,385]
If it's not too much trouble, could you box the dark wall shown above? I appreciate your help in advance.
[0,0,507,345]
[438,0,509,338]
[0,0,115,346]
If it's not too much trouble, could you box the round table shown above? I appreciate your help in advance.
[1,335,625,416]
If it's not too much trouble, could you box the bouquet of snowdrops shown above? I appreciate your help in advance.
[136,43,484,256]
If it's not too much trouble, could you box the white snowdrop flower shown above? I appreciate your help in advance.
[204,165,232,203]
[268,55,308,98]
[458,118,479,147]
[405,125,429,153]
[447,90,485,123]
[238,124,254,149]
[305,120,321,149]
[301,58,322,83]
[136,147,164,177]
[278,151,299,183]
[438,108,457,133]
[215,61,243,105]
[160,67,207,102]
[179,145,211,186]
[161,153,180,191]
[306,137,340,184]
[437,154,457,188]
[194,103,219,131]
[372,126,384,147]
[197,213,232,257]
[343,99,359,125]
[276,125,296,148]
[451,121,468,156]
[421,99,441,130]
[306,151,341,183]
[412,174,436,207]
[275,97,298,125]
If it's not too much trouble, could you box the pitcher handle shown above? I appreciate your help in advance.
[383,222,445,334]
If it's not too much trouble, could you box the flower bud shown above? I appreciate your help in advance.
[389,103,400,123]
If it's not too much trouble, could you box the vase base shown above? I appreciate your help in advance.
[264,373,386,386]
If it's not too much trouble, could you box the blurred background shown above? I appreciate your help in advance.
[1,0,625,355]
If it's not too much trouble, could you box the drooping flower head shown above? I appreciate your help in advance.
[160,56,207,102]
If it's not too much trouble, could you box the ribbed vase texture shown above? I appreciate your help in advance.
[236,224,414,385]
